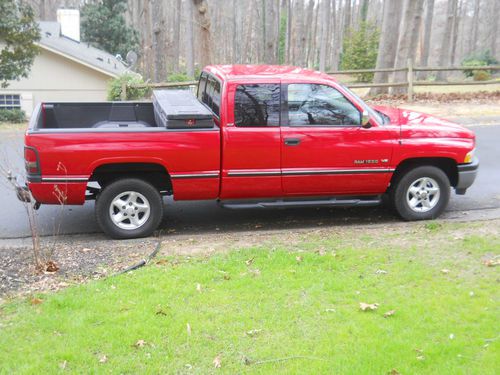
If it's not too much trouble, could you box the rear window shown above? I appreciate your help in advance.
[198,73,221,117]
[234,84,280,127]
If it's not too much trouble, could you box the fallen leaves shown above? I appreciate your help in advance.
[186,323,192,336]
[441,269,450,274]
[45,261,59,273]
[213,353,222,368]
[295,256,303,263]
[359,302,379,311]
[134,339,146,348]
[98,354,108,364]
[483,257,499,267]
[245,258,254,266]
[383,310,396,318]
[30,297,43,305]
[246,329,262,337]
[196,283,202,293]
[375,269,387,275]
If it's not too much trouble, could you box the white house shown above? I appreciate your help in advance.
[0,10,127,117]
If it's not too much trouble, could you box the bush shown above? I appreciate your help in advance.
[0,108,26,123]
[167,72,195,82]
[473,70,491,81]
[107,73,148,101]
[462,50,498,78]
[340,21,380,82]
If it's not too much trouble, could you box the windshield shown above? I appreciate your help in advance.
[339,84,385,125]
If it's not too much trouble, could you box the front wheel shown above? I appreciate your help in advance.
[392,166,450,221]
[95,178,163,239]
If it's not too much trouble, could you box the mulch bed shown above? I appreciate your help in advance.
[0,237,158,301]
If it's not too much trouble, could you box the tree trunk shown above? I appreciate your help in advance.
[151,0,167,82]
[436,0,457,81]
[319,0,330,71]
[470,0,481,53]
[491,0,499,57]
[391,0,425,94]
[186,0,195,77]
[263,0,280,64]
[192,0,211,69]
[418,0,435,79]
[369,0,404,95]
[171,0,181,73]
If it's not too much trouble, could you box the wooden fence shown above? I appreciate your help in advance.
[124,61,500,102]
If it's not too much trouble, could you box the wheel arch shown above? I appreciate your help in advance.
[390,157,458,190]
[89,162,173,194]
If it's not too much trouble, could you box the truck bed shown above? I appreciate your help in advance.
[34,102,158,130]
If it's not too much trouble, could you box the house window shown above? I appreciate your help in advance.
[0,94,21,110]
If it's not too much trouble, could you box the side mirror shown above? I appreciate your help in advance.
[361,110,371,128]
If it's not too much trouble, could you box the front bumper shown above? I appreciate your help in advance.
[455,156,479,195]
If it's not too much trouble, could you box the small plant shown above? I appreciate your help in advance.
[167,72,195,82]
[461,50,498,78]
[0,109,26,123]
[424,221,442,231]
[473,70,491,81]
[107,73,148,101]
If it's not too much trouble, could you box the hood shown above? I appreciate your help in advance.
[373,105,475,139]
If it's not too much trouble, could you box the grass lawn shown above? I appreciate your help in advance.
[0,221,499,374]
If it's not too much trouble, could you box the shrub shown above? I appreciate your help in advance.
[0,108,26,123]
[340,21,380,82]
[462,50,498,78]
[473,70,491,81]
[107,73,148,101]
[167,72,195,82]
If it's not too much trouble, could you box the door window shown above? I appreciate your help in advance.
[234,84,280,127]
[287,84,360,126]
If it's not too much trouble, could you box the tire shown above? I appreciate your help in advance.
[391,166,450,221]
[95,178,163,239]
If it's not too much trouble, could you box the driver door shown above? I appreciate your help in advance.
[281,83,397,196]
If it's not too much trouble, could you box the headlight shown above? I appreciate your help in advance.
[464,148,475,163]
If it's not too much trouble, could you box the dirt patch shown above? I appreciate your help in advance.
[3,218,498,303]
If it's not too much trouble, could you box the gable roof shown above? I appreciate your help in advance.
[37,21,127,78]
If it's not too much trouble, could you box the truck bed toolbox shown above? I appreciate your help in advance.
[152,90,215,129]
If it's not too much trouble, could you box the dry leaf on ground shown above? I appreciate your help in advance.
[246,329,262,337]
[245,258,254,266]
[296,256,303,263]
[383,310,395,318]
[213,354,222,368]
[441,269,450,274]
[134,339,146,348]
[187,323,192,336]
[98,355,108,363]
[359,302,379,311]
[196,283,202,293]
[30,297,43,305]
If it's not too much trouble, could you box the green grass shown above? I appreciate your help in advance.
[0,224,499,374]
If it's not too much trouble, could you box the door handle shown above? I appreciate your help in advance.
[284,138,301,146]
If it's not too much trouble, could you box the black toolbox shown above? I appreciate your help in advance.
[152,90,215,129]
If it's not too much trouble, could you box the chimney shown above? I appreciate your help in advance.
[57,9,80,42]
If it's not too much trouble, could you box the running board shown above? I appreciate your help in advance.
[220,197,382,210]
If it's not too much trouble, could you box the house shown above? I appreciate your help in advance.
[0,10,127,117]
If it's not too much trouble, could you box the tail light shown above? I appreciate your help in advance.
[185,119,196,127]
[24,147,40,175]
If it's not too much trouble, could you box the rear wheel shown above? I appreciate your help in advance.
[95,178,163,239]
[392,166,450,221]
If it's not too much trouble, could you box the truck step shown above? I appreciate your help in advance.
[220,197,382,210]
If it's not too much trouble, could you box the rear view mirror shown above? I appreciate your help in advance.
[361,110,371,128]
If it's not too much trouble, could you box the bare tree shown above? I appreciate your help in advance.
[319,0,331,71]
[436,0,458,80]
[192,0,211,69]
[369,0,404,95]
[390,0,425,94]
[418,0,435,79]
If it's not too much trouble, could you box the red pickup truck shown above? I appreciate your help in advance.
[23,65,478,238]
